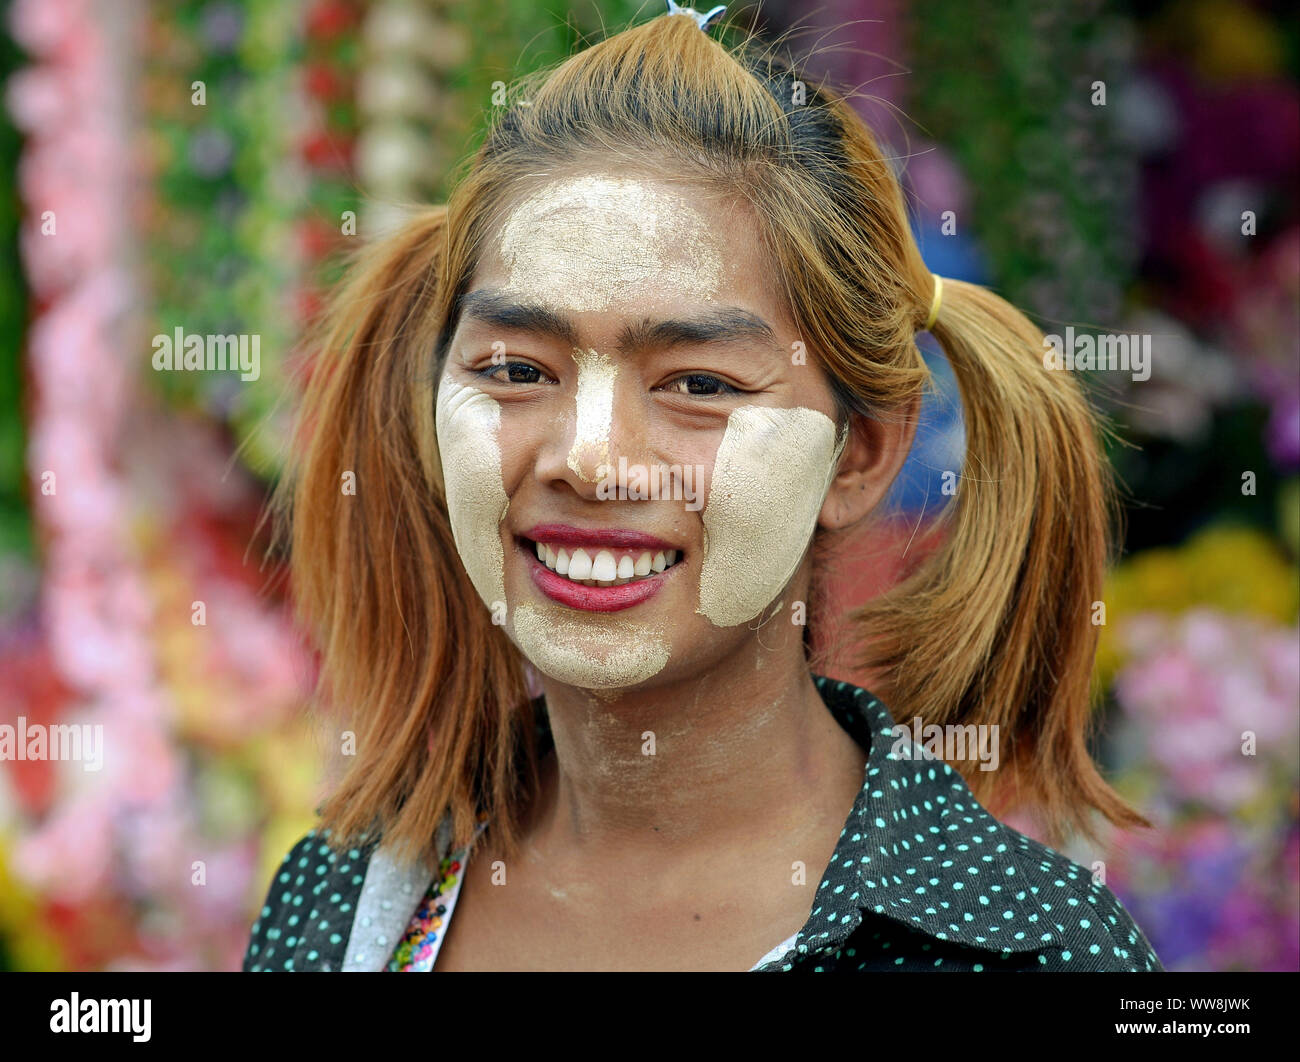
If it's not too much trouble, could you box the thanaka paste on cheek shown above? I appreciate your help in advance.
[698,406,846,627]
[511,601,671,689]
[434,373,509,609]
[566,347,617,482]
[495,174,723,313]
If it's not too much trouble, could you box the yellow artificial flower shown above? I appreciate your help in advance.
[1096,523,1299,687]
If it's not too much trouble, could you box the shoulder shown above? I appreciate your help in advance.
[1000,824,1164,972]
[242,828,378,972]
[811,689,1164,973]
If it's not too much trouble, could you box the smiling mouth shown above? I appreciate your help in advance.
[518,537,682,587]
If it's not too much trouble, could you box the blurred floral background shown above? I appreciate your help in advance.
[0,0,1295,972]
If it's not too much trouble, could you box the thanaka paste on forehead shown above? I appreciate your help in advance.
[567,347,617,483]
[495,174,723,312]
[434,373,509,609]
[698,406,847,627]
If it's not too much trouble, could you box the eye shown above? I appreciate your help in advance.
[476,360,553,385]
[660,373,741,397]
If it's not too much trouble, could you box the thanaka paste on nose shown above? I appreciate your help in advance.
[567,347,617,483]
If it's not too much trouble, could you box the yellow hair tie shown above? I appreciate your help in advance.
[924,275,943,331]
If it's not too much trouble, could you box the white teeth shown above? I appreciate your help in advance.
[591,550,617,581]
[533,541,680,587]
[568,548,593,579]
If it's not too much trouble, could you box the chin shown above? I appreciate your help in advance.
[506,597,674,691]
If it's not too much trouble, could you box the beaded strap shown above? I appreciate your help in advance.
[387,819,488,971]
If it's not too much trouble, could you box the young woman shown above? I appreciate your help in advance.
[243,5,1162,972]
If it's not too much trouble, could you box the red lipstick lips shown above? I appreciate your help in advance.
[519,524,682,613]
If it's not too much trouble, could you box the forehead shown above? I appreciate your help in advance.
[471,172,782,320]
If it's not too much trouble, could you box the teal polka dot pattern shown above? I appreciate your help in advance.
[243,830,379,973]
[243,675,1163,973]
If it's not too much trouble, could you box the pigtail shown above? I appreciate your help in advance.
[278,206,534,869]
[854,278,1148,847]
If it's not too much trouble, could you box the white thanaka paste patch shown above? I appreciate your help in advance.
[567,347,617,483]
[495,174,723,313]
[698,406,847,627]
[511,601,671,689]
[434,373,509,610]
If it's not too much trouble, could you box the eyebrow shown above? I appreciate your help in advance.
[454,288,783,356]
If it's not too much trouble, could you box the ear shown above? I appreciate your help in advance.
[818,394,921,531]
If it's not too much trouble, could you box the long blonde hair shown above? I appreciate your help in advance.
[278,12,1148,869]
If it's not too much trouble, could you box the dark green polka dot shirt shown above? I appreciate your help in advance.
[243,675,1163,972]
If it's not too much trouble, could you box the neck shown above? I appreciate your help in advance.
[526,616,867,862]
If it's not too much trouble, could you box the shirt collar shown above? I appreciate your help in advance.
[799,675,1067,957]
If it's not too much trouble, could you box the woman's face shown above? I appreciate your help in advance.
[436,170,848,690]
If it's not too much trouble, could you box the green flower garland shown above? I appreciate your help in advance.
[143,0,305,479]
[0,27,29,561]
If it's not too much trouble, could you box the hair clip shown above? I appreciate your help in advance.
[665,0,727,32]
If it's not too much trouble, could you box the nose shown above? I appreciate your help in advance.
[539,348,648,496]
[565,347,617,484]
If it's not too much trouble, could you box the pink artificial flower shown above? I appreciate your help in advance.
[13,794,113,903]
[6,0,86,55]
[4,67,69,130]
